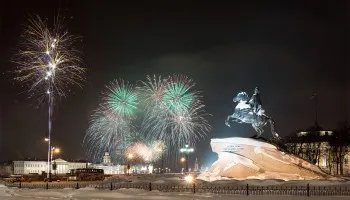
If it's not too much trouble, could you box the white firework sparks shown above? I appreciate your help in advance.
[138,75,211,156]
[13,15,85,176]
[85,74,210,164]
[13,15,85,100]
[125,140,165,163]
[84,105,133,162]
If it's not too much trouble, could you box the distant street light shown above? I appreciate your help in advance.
[53,147,60,154]
[180,144,194,172]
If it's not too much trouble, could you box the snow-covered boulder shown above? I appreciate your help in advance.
[198,137,329,181]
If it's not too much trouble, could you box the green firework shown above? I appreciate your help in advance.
[105,80,138,117]
[162,76,194,112]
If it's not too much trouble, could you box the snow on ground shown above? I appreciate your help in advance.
[106,174,184,183]
[198,179,350,187]
[1,183,350,200]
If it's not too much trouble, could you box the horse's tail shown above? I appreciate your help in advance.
[268,117,279,138]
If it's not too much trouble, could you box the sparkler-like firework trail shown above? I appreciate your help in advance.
[14,15,85,99]
[13,15,85,178]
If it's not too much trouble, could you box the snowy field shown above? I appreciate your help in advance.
[1,184,350,200]
[2,175,350,200]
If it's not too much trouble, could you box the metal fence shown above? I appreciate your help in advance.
[5,182,350,196]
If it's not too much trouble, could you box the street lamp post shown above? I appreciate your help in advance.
[50,146,60,176]
[44,137,52,181]
[44,138,60,181]
[180,144,194,172]
[127,153,133,175]
[155,144,165,173]
[180,157,186,174]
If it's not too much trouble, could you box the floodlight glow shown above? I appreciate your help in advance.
[184,175,194,183]
[53,148,60,154]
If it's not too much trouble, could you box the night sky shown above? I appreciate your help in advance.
[0,1,348,167]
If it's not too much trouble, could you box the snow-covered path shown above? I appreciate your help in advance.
[1,186,350,200]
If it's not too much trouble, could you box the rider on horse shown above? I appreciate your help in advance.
[248,87,262,114]
[226,87,279,139]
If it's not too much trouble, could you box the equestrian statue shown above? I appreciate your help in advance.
[225,87,279,139]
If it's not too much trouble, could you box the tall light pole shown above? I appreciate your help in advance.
[127,153,134,175]
[311,92,319,125]
[44,137,52,181]
[45,138,60,180]
[180,144,194,172]
[154,142,165,173]
[44,37,57,182]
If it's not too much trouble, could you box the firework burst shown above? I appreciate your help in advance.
[137,75,167,106]
[13,15,85,177]
[104,79,138,117]
[144,102,210,150]
[125,140,165,163]
[85,75,210,164]
[13,15,85,100]
[139,75,210,154]
[84,105,133,162]
[162,75,196,112]
[84,79,138,162]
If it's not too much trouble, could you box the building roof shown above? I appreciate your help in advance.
[286,122,334,143]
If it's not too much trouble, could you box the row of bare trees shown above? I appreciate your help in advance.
[329,122,350,175]
[285,122,350,176]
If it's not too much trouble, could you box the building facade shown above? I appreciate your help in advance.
[13,159,87,175]
[88,152,127,174]
[285,123,350,176]
[89,164,126,175]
